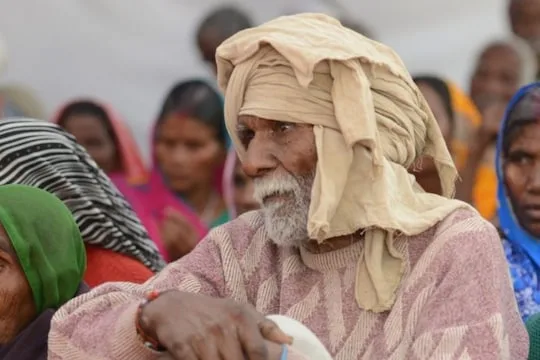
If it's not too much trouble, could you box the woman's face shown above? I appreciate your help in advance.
[412,82,453,182]
[504,120,540,237]
[470,44,521,111]
[63,115,120,173]
[232,157,259,215]
[417,83,452,144]
[0,225,35,344]
[155,115,226,194]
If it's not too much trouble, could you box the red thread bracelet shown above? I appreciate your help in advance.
[135,290,165,351]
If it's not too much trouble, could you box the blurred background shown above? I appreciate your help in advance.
[0,0,509,159]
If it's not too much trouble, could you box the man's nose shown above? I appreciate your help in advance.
[241,137,277,178]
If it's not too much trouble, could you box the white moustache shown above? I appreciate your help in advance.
[253,175,300,204]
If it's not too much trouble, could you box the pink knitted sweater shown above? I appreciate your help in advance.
[49,208,528,359]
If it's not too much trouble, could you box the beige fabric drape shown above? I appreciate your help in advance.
[216,13,471,312]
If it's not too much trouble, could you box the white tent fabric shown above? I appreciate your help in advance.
[0,0,508,161]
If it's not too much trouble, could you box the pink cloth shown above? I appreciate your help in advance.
[49,208,528,359]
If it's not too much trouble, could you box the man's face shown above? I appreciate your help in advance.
[510,0,540,53]
[197,29,224,75]
[236,115,317,247]
[470,44,521,111]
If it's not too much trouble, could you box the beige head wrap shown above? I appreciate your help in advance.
[216,13,470,312]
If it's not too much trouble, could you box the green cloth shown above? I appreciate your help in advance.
[527,313,540,359]
[210,210,230,228]
[0,185,86,313]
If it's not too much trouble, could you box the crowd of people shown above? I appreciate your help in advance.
[0,1,540,359]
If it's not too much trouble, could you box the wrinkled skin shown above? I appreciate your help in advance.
[140,291,291,359]
[504,121,540,237]
[0,225,36,345]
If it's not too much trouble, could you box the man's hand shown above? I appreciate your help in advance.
[140,291,293,360]
[157,342,287,360]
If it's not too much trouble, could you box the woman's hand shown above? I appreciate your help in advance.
[160,207,200,261]
[140,291,293,360]
[474,101,507,149]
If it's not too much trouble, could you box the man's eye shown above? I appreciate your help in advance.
[238,130,255,146]
[278,122,295,132]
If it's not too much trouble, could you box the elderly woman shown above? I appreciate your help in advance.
[496,82,540,321]
[0,119,164,286]
[0,184,86,360]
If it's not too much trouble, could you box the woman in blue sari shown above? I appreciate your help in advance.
[497,81,540,321]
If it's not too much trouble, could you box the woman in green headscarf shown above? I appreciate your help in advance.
[0,184,86,360]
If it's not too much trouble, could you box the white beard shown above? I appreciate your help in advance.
[253,171,314,247]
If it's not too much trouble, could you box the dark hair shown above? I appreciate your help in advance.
[56,101,118,144]
[413,75,455,125]
[197,6,253,41]
[156,80,227,145]
[502,87,540,156]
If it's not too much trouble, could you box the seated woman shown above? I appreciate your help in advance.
[53,99,147,185]
[0,118,164,286]
[51,100,160,240]
[0,184,86,360]
[121,80,229,261]
[496,82,540,320]
[411,76,455,195]
[412,75,505,220]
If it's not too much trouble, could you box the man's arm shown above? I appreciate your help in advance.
[48,230,226,360]
[408,215,529,359]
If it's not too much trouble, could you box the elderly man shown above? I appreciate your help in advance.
[48,14,527,360]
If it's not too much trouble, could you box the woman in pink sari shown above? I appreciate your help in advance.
[133,80,230,260]
[53,99,210,261]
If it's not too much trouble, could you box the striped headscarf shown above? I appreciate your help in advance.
[0,118,165,272]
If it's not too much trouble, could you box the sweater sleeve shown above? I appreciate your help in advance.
[48,229,227,360]
[408,216,529,359]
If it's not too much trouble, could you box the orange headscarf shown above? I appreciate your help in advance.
[446,82,496,220]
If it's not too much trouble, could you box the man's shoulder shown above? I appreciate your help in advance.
[206,210,269,249]
[420,207,502,263]
[433,207,495,237]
